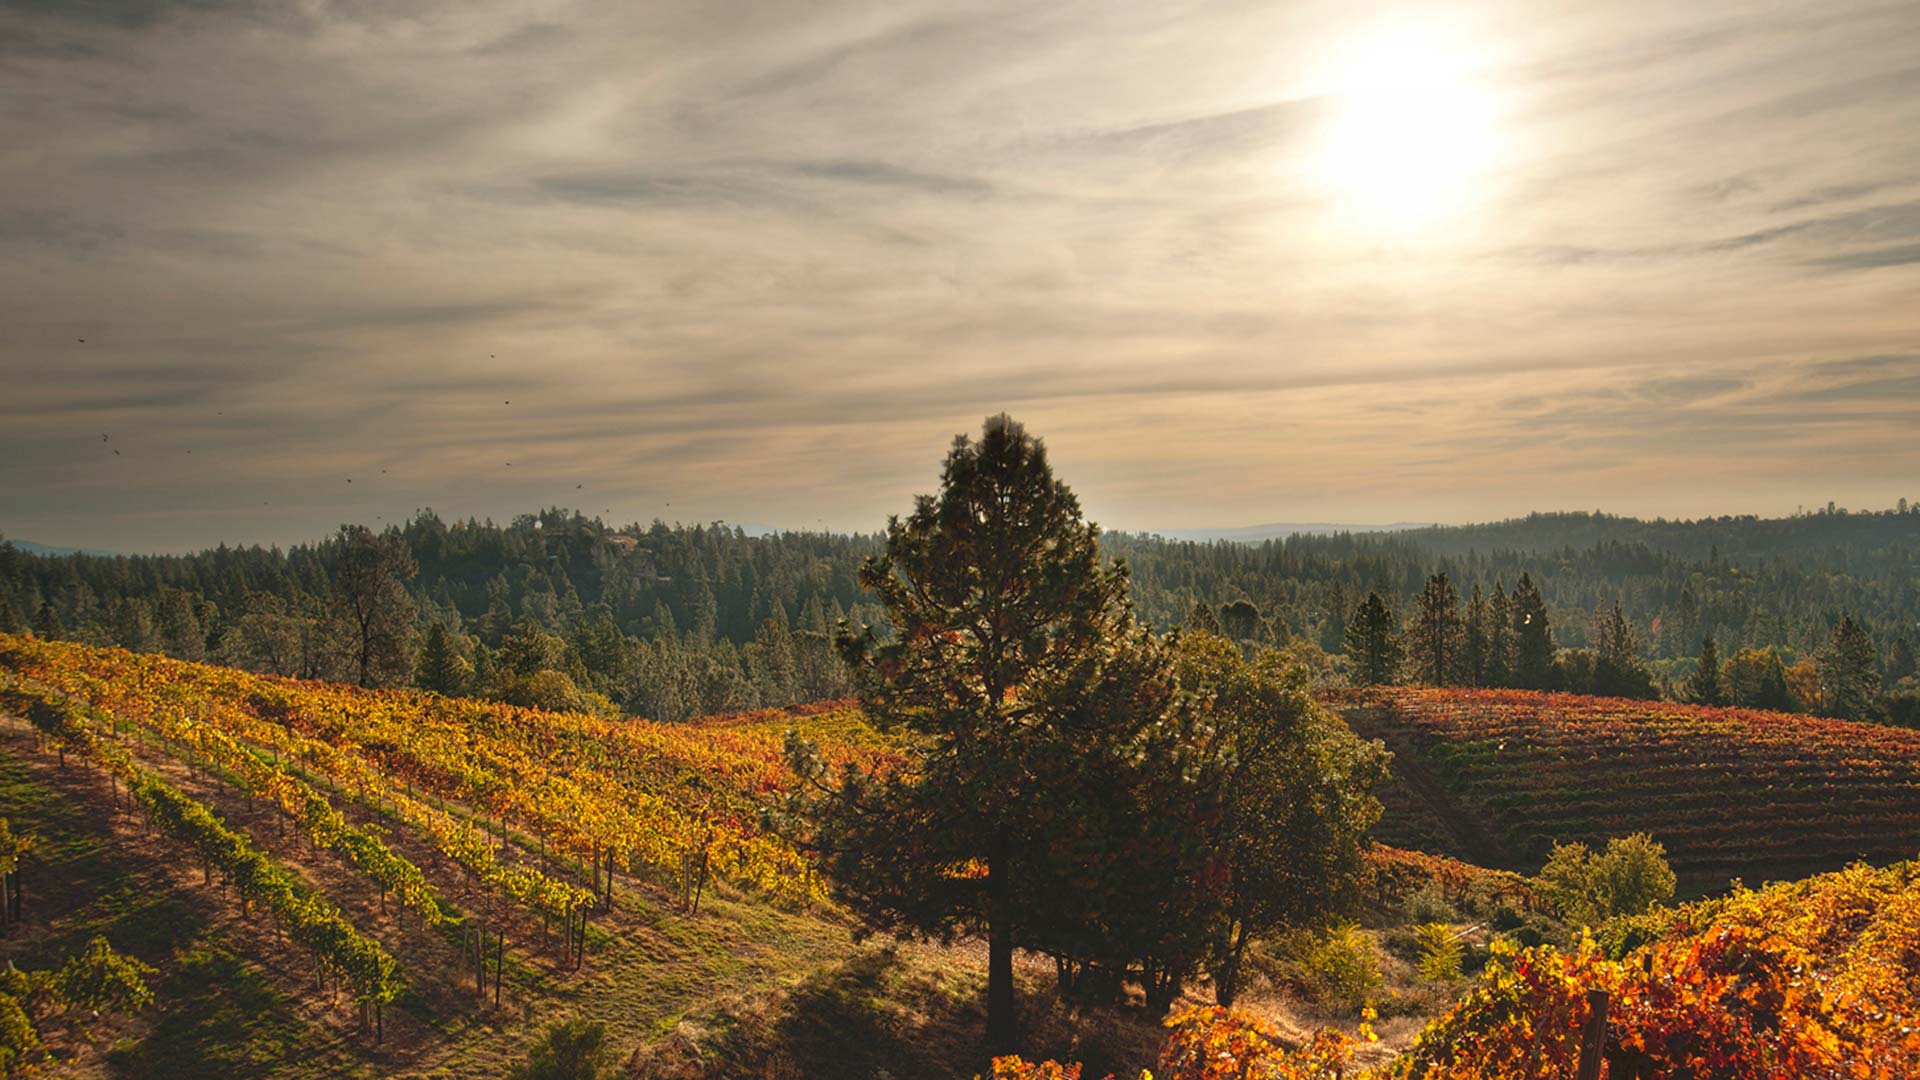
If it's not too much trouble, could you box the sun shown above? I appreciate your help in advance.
[1311,24,1503,230]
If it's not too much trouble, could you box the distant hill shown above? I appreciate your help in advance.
[1149,522,1436,543]
[1396,507,1920,565]
[0,538,123,558]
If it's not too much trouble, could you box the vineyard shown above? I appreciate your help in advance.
[7,634,1917,1077]
[1343,688,1920,889]
[0,632,909,1077]
[1009,854,1920,1078]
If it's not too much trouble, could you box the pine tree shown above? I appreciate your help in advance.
[1344,592,1402,686]
[1461,584,1490,685]
[1407,573,1464,685]
[1685,635,1725,705]
[650,600,678,643]
[1818,614,1881,721]
[1753,650,1799,712]
[748,616,799,705]
[1590,601,1655,699]
[153,588,205,661]
[32,601,62,640]
[1319,584,1349,655]
[416,622,471,696]
[109,596,156,653]
[790,415,1140,1052]
[1484,581,1513,687]
[1889,636,1917,684]
[1510,574,1555,689]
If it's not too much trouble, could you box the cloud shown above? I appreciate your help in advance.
[1812,242,1920,270]
[0,0,1917,551]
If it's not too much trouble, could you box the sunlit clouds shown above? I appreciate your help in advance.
[1308,17,1506,230]
[1,1,1917,552]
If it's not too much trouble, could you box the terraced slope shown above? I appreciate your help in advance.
[1343,688,1920,890]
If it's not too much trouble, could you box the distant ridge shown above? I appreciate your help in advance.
[1,539,125,558]
[1150,522,1435,543]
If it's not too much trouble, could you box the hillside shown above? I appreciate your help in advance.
[10,632,1918,1076]
[1344,687,1920,890]
[0,634,1117,1078]
[11,635,1417,1077]
[1032,854,1920,1078]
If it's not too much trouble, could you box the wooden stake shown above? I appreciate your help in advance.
[1576,989,1609,1080]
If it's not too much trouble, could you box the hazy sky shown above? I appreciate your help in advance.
[3,1,1918,553]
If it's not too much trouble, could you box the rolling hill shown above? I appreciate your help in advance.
[0,635,1186,1078]
[1342,687,1920,890]
[8,633,1918,1076]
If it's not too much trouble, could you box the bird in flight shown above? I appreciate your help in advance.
[113,449,121,456]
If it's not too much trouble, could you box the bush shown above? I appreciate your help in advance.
[1293,924,1382,1014]
[513,1018,613,1080]
[1537,833,1675,927]
[1403,883,1456,923]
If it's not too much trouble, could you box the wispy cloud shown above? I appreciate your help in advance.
[0,0,1917,551]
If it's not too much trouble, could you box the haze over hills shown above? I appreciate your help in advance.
[1149,522,1438,542]
[0,539,126,559]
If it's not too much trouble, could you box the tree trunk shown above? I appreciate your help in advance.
[985,835,1016,1054]
[1215,920,1250,1007]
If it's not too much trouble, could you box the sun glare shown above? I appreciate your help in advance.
[1312,24,1503,231]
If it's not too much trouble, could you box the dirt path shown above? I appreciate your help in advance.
[1342,706,1520,871]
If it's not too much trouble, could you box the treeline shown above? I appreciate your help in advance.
[2,503,1916,721]
[0,512,878,721]
[1330,571,1915,724]
[1106,506,1920,663]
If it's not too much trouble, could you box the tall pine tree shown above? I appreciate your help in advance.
[1407,573,1464,686]
[415,622,471,696]
[789,415,1139,1053]
[1344,592,1402,686]
[1818,614,1880,721]
[1510,574,1555,689]
[1484,580,1513,687]
[1462,584,1490,686]
[1685,634,1725,705]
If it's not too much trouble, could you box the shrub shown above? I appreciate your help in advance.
[1403,883,1455,923]
[1414,923,1463,981]
[1294,923,1382,1014]
[1537,833,1675,926]
[512,1018,613,1080]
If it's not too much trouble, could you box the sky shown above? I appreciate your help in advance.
[2,0,1918,554]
